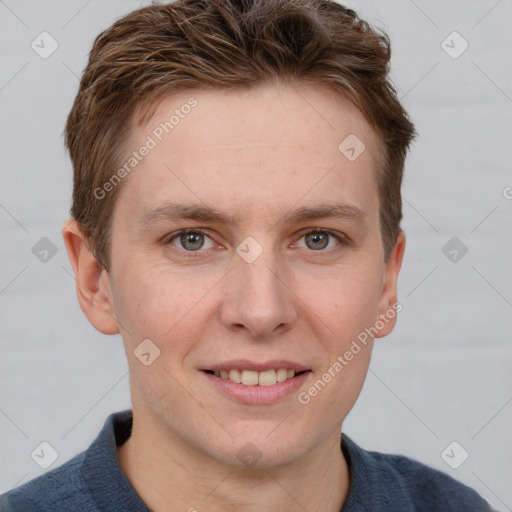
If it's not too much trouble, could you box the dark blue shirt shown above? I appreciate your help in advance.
[0,409,496,511]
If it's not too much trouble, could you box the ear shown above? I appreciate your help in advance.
[62,218,120,335]
[374,230,406,338]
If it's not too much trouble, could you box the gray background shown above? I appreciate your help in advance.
[0,0,511,510]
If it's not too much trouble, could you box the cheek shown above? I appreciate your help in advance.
[297,274,378,422]
[294,262,381,406]
[300,262,382,340]
[111,261,216,347]
[111,265,212,407]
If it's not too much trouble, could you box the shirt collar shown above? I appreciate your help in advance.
[81,409,150,511]
[82,409,370,512]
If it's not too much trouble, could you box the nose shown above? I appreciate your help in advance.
[219,244,298,341]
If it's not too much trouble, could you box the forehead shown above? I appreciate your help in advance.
[135,83,379,154]
[116,83,381,225]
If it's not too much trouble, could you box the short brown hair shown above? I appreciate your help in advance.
[65,0,415,271]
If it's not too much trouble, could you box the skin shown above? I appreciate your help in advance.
[63,82,405,512]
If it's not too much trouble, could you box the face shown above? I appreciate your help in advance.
[70,83,404,469]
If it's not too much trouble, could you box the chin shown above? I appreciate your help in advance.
[209,427,315,470]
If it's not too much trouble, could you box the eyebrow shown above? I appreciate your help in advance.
[138,201,369,229]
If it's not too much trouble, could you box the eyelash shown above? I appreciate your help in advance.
[164,228,350,258]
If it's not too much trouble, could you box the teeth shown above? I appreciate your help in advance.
[276,368,288,382]
[228,369,241,383]
[241,370,259,386]
[258,370,277,386]
[212,368,302,385]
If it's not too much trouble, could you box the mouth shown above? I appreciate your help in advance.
[199,360,312,403]
[201,367,312,404]
[201,368,310,386]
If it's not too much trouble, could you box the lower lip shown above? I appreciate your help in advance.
[201,371,312,404]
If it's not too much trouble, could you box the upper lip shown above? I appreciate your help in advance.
[200,359,311,372]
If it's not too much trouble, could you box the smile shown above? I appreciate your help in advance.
[201,365,312,404]
[204,368,307,386]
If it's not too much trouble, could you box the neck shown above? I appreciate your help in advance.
[117,408,350,512]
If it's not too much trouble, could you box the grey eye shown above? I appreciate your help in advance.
[304,232,330,250]
[179,232,205,251]
[168,230,215,252]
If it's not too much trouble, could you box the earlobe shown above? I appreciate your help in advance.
[62,219,120,335]
[374,230,406,339]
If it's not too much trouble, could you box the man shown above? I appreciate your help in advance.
[0,0,496,510]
